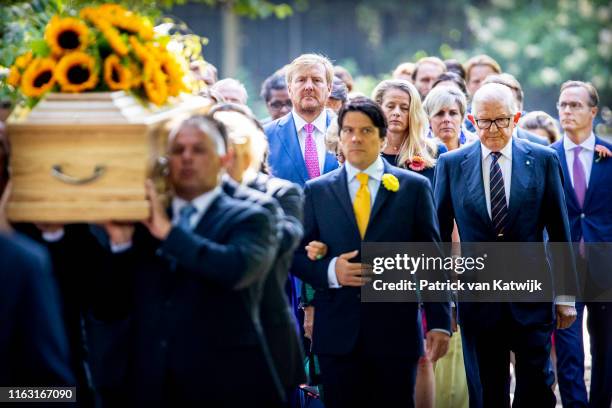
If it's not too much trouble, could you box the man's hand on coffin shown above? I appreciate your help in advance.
[142,179,172,240]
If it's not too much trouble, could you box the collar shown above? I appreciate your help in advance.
[172,186,222,219]
[563,132,595,152]
[292,109,327,134]
[345,156,385,183]
[481,137,513,161]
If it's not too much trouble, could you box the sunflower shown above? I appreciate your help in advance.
[7,66,21,87]
[44,16,90,56]
[55,52,98,93]
[104,54,131,90]
[15,51,33,69]
[143,61,168,106]
[159,53,186,97]
[128,61,142,87]
[129,36,150,62]
[20,58,56,98]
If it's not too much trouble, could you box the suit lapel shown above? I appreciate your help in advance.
[369,161,393,225]
[192,194,224,237]
[278,114,309,184]
[506,139,534,228]
[553,140,580,208]
[583,136,605,209]
[461,142,493,230]
[329,167,360,237]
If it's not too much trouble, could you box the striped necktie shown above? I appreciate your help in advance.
[490,152,508,238]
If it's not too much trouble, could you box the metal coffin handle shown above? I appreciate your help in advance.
[51,164,106,185]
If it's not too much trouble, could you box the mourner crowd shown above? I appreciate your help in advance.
[1,52,611,408]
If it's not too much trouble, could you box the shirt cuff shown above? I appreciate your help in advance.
[327,256,341,288]
[110,241,132,253]
[555,295,575,307]
[429,328,451,337]
[42,229,65,242]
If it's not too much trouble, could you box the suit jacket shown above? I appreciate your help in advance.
[434,137,577,327]
[0,233,75,387]
[265,111,339,186]
[292,161,451,358]
[516,126,549,146]
[223,175,307,390]
[92,192,279,405]
[551,137,612,290]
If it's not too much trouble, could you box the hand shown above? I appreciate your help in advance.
[306,240,328,261]
[556,304,577,329]
[425,330,450,362]
[334,250,371,287]
[103,222,135,246]
[0,179,12,232]
[303,305,314,340]
[142,179,172,240]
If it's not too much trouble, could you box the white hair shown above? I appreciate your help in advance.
[471,83,516,117]
[211,78,248,104]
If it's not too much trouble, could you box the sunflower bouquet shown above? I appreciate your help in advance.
[6,3,188,107]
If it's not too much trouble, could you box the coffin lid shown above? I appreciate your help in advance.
[8,91,211,126]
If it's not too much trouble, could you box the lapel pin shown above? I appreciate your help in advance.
[526,160,531,165]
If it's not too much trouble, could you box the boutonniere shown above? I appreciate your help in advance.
[595,144,611,163]
[406,155,426,172]
[382,173,399,192]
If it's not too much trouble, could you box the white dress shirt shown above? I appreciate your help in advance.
[327,157,385,288]
[292,109,328,174]
[563,133,595,188]
[481,138,513,219]
[171,186,222,230]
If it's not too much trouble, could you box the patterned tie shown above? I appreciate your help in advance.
[572,146,586,208]
[178,203,197,231]
[572,146,587,257]
[353,173,371,238]
[490,152,508,238]
[304,123,321,179]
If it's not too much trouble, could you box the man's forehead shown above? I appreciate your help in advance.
[418,63,443,76]
[559,87,589,102]
[295,64,326,77]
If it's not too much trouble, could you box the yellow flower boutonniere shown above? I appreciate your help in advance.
[382,173,399,192]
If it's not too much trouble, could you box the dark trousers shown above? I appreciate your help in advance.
[318,342,418,408]
[555,301,612,408]
[461,304,556,408]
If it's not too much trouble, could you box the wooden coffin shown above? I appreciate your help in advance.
[7,92,210,222]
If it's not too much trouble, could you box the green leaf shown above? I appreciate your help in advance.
[30,39,51,57]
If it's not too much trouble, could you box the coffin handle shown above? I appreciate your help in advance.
[51,164,106,185]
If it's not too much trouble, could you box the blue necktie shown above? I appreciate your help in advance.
[178,204,197,231]
[490,152,508,238]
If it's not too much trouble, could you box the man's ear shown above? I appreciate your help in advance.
[221,146,235,169]
[468,114,476,126]
[513,111,522,124]
[591,106,599,120]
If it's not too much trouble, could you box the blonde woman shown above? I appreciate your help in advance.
[372,79,446,185]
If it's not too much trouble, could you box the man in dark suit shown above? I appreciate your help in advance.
[434,83,577,407]
[292,98,451,408]
[213,109,307,404]
[0,232,76,387]
[551,80,612,408]
[483,73,549,146]
[95,115,281,406]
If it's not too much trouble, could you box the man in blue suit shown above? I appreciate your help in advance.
[292,98,451,408]
[551,80,612,408]
[265,53,339,186]
[0,232,76,388]
[434,83,577,407]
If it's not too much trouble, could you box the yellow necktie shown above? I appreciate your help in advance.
[353,173,371,238]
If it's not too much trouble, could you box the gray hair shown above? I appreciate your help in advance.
[471,83,516,118]
[168,115,227,156]
[330,77,348,103]
[211,78,248,105]
[423,85,467,118]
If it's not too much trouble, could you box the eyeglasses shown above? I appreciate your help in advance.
[269,101,292,109]
[474,117,512,130]
[556,101,588,111]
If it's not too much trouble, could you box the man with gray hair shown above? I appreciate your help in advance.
[211,78,248,105]
[93,115,281,405]
[435,83,577,407]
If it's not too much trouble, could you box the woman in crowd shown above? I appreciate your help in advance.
[423,85,475,151]
[519,110,562,144]
[371,79,444,185]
